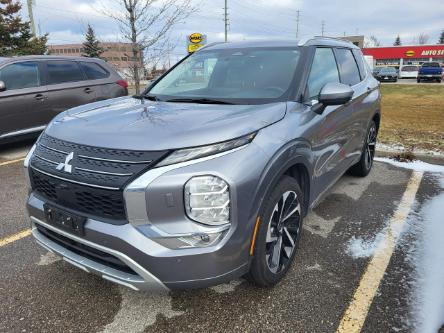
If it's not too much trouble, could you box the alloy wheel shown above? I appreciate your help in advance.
[265,191,301,274]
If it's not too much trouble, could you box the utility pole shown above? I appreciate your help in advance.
[295,10,300,39]
[224,0,228,42]
[321,20,325,36]
[27,0,36,37]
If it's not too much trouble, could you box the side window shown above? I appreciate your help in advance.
[335,48,361,86]
[0,62,40,90]
[46,61,85,85]
[307,48,340,100]
[80,62,109,80]
[352,49,366,80]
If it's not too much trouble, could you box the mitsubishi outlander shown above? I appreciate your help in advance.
[25,38,381,291]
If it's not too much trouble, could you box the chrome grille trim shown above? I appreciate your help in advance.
[34,154,59,165]
[30,166,120,190]
[75,167,133,177]
[78,154,153,164]
[38,143,69,155]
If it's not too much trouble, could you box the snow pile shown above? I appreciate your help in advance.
[411,191,444,333]
[375,157,444,173]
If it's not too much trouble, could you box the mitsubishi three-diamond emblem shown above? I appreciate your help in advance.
[56,152,74,173]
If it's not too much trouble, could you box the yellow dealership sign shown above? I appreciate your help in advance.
[187,33,207,53]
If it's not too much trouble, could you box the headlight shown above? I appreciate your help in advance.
[156,132,256,167]
[184,176,230,226]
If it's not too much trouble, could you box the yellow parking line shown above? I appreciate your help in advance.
[0,157,25,167]
[336,171,423,333]
[0,229,32,247]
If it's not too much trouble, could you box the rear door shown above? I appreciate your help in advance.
[0,61,48,137]
[79,61,115,100]
[43,60,97,121]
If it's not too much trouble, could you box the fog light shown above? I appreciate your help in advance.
[185,176,230,225]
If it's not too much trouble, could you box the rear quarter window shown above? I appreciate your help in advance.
[46,61,85,84]
[80,62,109,80]
[335,48,361,86]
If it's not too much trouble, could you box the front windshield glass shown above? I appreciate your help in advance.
[148,48,301,104]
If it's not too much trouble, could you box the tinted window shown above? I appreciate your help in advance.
[401,66,418,71]
[46,61,85,84]
[0,62,40,90]
[80,62,109,80]
[335,48,361,86]
[352,49,366,79]
[306,48,340,99]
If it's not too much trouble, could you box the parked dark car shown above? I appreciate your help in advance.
[417,62,443,83]
[25,38,381,291]
[375,67,398,82]
[0,56,128,143]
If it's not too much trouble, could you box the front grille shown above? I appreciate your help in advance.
[35,223,138,276]
[31,169,127,220]
[30,133,169,221]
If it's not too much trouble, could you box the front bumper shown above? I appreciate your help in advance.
[25,141,268,290]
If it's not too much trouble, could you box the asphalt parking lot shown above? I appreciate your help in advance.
[1,141,443,333]
[382,78,442,85]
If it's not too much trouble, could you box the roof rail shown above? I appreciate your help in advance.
[313,36,354,44]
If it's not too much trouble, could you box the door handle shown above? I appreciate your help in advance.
[84,87,93,94]
[35,94,47,101]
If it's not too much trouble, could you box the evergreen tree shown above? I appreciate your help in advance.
[439,30,444,44]
[394,35,401,46]
[82,24,104,58]
[0,0,47,56]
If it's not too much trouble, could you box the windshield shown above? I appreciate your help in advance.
[148,48,301,104]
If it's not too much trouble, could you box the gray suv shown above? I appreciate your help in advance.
[25,38,380,291]
[0,56,128,143]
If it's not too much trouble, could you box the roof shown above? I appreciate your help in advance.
[201,37,357,52]
[0,55,105,63]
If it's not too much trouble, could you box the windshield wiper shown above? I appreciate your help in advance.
[132,94,160,101]
[165,98,235,105]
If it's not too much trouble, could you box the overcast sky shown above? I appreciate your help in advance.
[20,0,444,62]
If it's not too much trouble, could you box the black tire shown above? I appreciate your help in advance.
[349,120,377,177]
[247,176,303,287]
[417,78,420,83]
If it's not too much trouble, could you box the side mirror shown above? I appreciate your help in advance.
[319,82,354,106]
[311,82,354,115]
[0,81,5,92]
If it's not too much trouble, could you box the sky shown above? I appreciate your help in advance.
[19,0,444,63]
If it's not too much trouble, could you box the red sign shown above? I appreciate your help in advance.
[363,45,444,59]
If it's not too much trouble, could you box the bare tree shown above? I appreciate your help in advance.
[101,0,195,94]
[411,33,430,45]
[364,35,381,48]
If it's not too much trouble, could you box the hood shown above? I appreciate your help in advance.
[45,96,287,150]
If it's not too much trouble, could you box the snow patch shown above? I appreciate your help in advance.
[410,191,444,333]
[209,279,243,294]
[345,232,386,259]
[101,287,183,333]
[37,252,61,266]
[375,157,444,173]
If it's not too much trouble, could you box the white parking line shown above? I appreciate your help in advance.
[336,171,423,333]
